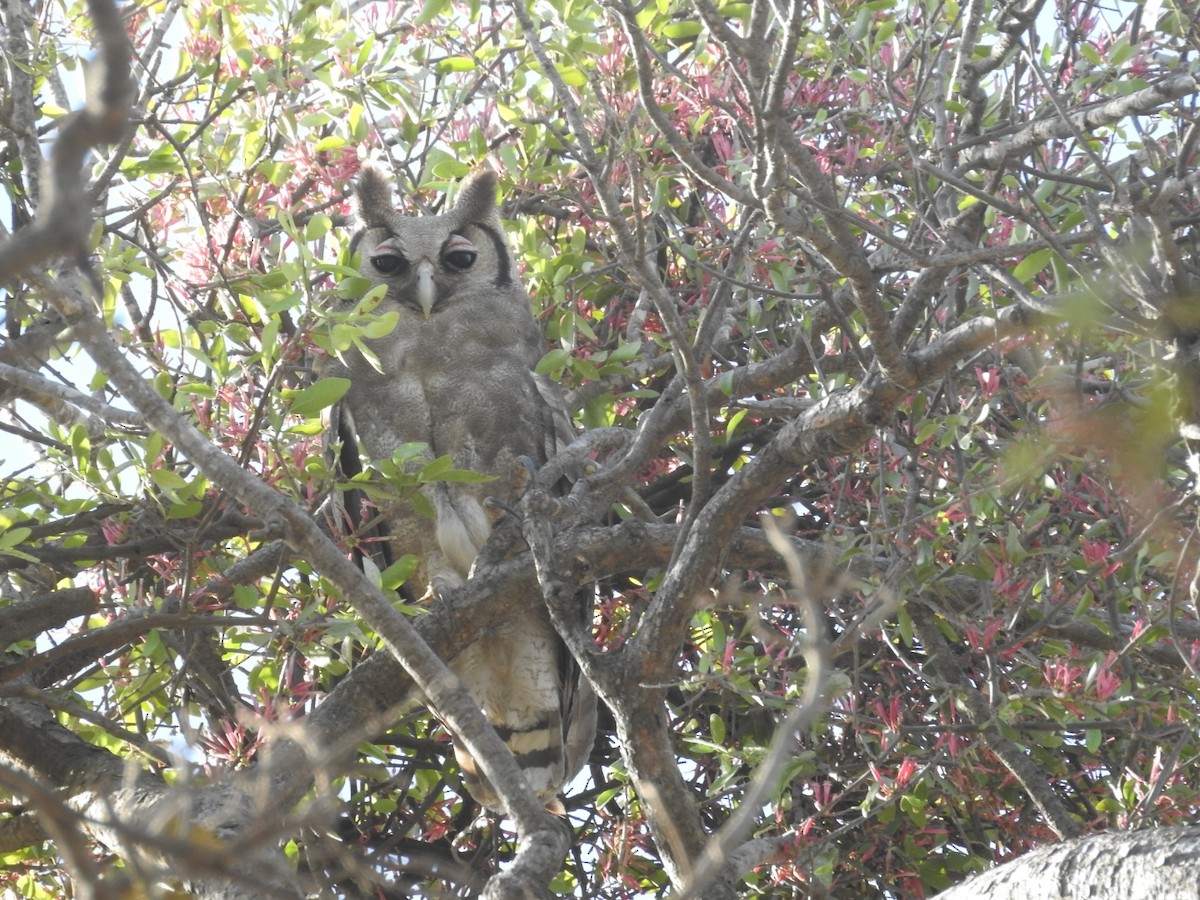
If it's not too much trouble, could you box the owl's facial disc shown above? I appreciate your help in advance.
[366,233,481,319]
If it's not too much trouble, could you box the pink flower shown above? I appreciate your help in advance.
[1092,652,1122,701]
[1044,658,1083,695]
[1081,539,1121,577]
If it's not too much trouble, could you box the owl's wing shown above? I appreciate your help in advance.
[554,621,598,812]
[532,372,578,469]
[322,399,396,584]
[531,371,599,806]
[537,374,572,451]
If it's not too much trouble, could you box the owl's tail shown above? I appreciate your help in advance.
[454,712,569,813]
[449,618,597,814]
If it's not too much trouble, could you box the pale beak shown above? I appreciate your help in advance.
[416,259,436,318]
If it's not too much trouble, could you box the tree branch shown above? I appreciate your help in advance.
[934,825,1200,899]
[0,359,146,430]
[0,697,299,898]
[962,74,1199,170]
[0,0,133,281]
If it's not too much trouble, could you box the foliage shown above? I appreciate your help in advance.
[0,0,1198,897]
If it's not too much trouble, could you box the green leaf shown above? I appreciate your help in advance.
[305,214,333,241]
[285,377,351,417]
[415,454,494,485]
[536,348,571,376]
[896,605,914,647]
[165,500,205,520]
[409,490,435,519]
[607,341,641,363]
[709,713,726,744]
[664,21,702,41]
[558,65,587,87]
[901,793,928,826]
[726,408,748,440]
[150,467,189,491]
[0,526,36,561]
[380,555,420,591]
[360,311,399,339]
[414,0,449,25]
[419,455,453,481]
[313,135,346,152]
[350,336,384,373]
[1013,248,1053,284]
[433,468,494,484]
[436,56,476,74]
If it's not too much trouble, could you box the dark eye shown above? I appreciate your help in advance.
[443,249,477,271]
[370,254,408,276]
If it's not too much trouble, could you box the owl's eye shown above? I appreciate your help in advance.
[370,254,408,276]
[443,249,478,271]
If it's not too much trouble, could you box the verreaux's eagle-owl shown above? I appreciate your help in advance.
[321,165,596,813]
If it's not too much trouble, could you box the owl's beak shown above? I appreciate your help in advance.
[416,260,436,318]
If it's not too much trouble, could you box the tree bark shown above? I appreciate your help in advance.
[934,825,1200,899]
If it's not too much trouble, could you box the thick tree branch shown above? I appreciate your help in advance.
[0,697,299,898]
[934,825,1200,899]
[0,0,133,281]
[962,74,1199,170]
[0,587,96,648]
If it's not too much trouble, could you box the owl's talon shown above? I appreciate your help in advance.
[484,495,518,519]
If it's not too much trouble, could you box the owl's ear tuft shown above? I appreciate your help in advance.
[452,168,501,226]
[354,164,397,228]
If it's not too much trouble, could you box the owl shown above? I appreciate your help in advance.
[322,165,597,813]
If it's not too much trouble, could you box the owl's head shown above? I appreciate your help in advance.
[349,165,517,318]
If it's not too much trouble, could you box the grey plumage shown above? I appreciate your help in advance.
[323,165,596,813]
